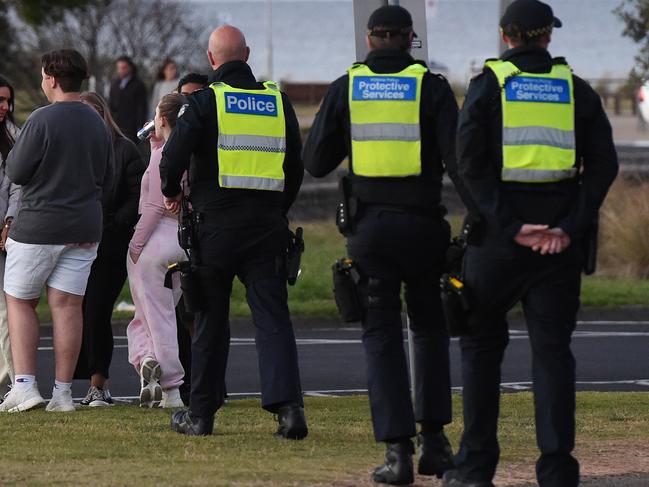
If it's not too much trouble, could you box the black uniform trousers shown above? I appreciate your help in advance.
[455,241,582,487]
[75,227,131,380]
[190,215,303,418]
[347,206,452,443]
[176,300,194,405]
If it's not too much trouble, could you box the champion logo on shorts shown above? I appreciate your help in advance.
[16,378,28,383]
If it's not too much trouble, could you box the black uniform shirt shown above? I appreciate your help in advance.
[458,46,618,242]
[160,61,304,224]
[302,49,470,210]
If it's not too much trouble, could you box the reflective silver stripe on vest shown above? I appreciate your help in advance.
[501,167,578,182]
[503,126,575,150]
[351,123,420,142]
[221,175,285,191]
[218,134,286,153]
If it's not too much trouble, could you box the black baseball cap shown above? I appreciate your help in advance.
[500,0,562,36]
[367,5,418,38]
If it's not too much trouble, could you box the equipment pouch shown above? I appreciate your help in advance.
[440,273,471,337]
[332,258,363,322]
[286,227,305,286]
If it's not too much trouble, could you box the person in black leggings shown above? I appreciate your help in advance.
[74,91,145,406]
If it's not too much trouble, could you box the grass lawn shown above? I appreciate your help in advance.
[33,219,649,323]
[0,393,647,486]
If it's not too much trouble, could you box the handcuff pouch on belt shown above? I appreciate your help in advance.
[440,212,482,337]
[332,258,363,322]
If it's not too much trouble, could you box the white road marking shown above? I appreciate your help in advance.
[36,328,649,351]
[72,380,649,402]
[577,321,649,325]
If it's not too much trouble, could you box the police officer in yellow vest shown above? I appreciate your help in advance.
[303,5,466,484]
[443,1,618,486]
[160,25,307,438]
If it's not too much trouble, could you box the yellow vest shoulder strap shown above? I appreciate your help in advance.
[484,60,520,87]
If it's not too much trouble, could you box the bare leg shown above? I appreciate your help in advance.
[91,373,107,388]
[47,287,84,383]
[6,294,40,375]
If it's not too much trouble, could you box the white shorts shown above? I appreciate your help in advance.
[4,238,98,299]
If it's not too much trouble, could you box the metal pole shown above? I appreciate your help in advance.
[266,0,273,81]
[406,309,416,400]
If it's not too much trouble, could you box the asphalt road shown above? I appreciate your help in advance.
[30,307,649,402]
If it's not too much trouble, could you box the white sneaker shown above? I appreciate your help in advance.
[160,388,184,409]
[139,357,162,408]
[46,390,75,412]
[0,383,45,412]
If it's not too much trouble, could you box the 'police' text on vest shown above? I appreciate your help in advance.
[225,92,278,116]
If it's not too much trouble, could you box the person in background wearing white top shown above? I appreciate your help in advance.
[149,58,179,118]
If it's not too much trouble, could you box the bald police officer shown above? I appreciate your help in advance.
[303,5,467,485]
[443,1,618,486]
[161,25,307,439]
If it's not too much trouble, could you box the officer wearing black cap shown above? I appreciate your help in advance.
[303,4,471,485]
[442,1,618,486]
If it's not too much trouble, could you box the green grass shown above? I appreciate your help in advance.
[0,393,647,485]
[32,220,649,323]
[580,277,649,307]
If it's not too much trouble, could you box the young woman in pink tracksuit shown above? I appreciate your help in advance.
[127,93,187,408]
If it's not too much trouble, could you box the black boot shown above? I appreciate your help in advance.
[442,470,495,487]
[371,440,415,485]
[275,404,308,440]
[417,431,455,477]
[170,409,214,436]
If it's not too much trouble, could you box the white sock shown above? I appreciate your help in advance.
[52,380,72,397]
[14,375,36,392]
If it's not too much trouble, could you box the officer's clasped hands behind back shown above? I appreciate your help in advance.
[442,1,618,486]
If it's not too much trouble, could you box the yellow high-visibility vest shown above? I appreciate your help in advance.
[485,60,577,183]
[211,81,286,191]
[348,63,427,177]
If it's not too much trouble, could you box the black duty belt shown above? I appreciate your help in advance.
[362,203,447,219]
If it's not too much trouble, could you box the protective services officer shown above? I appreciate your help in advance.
[303,5,467,485]
[443,1,618,486]
[160,25,307,439]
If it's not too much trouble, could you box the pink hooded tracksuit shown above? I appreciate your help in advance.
[126,140,186,389]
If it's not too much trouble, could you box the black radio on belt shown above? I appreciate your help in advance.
[336,176,358,235]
